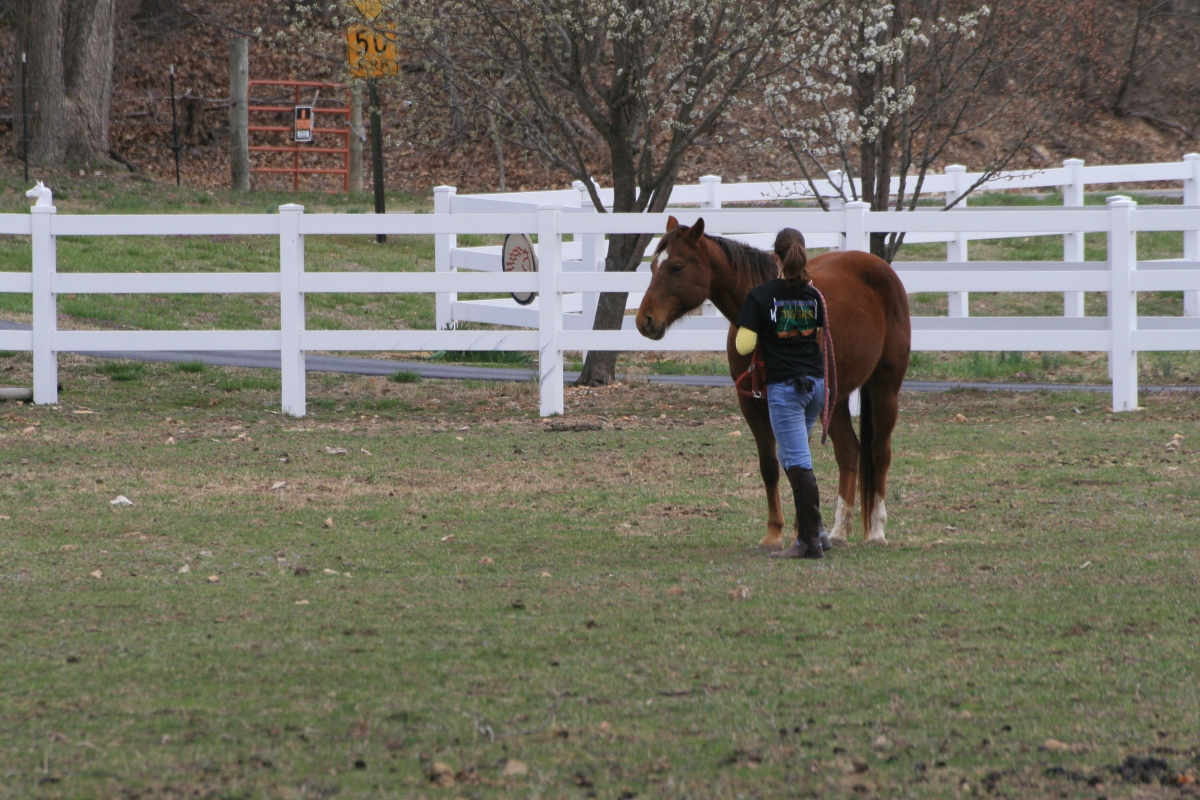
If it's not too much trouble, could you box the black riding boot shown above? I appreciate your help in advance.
[770,467,824,559]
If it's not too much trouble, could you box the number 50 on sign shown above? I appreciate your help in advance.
[347,24,399,79]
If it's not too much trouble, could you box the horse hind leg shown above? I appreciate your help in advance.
[739,395,786,550]
[862,380,901,544]
[826,396,859,546]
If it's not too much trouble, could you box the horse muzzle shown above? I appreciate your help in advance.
[636,313,667,340]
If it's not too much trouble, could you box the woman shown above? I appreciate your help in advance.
[734,228,828,559]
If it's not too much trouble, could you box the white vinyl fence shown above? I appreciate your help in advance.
[437,154,1200,331]
[3,173,1200,419]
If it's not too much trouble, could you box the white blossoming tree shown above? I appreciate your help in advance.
[341,0,822,384]
[765,0,1076,261]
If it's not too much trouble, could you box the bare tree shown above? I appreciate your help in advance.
[1096,0,1200,137]
[131,0,185,31]
[360,0,820,384]
[768,0,1078,261]
[14,0,119,167]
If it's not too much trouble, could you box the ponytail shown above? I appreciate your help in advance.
[774,228,809,287]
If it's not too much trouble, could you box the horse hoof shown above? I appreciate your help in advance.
[825,534,848,549]
[864,535,888,546]
[758,540,784,552]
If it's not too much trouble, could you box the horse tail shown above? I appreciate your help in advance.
[858,383,877,538]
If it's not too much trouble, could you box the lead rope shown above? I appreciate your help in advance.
[735,345,765,399]
[810,283,836,444]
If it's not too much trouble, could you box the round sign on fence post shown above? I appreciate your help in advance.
[502,233,538,305]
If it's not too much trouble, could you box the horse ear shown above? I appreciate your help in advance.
[684,217,705,242]
[666,215,680,232]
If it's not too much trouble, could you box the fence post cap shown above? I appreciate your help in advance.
[26,181,55,210]
[699,175,722,183]
[944,164,967,173]
[844,201,870,209]
[1184,153,1200,162]
[1062,158,1085,167]
[1106,195,1135,207]
[279,203,305,212]
[537,204,562,211]
[433,185,457,195]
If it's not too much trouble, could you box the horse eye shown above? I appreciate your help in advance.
[669,263,684,274]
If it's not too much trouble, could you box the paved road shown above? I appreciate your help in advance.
[3,320,1198,394]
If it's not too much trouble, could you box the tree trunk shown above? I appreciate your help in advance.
[15,0,116,167]
[1110,0,1147,114]
[575,110,649,386]
[575,230,652,385]
[869,122,897,261]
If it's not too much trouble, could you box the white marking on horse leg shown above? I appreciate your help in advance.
[866,495,888,544]
[829,496,854,544]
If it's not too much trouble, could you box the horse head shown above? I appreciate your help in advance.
[635,216,712,340]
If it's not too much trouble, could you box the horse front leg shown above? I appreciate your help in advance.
[827,396,859,547]
[739,394,785,550]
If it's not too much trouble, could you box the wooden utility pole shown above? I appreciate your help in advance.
[169,65,181,186]
[368,80,386,242]
[228,38,249,192]
[349,88,364,193]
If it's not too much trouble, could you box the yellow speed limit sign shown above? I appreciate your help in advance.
[347,24,399,79]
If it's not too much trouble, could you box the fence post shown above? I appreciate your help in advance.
[696,175,723,317]
[844,201,869,253]
[228,38,250,192]
[538,205,564,417]
[1062,159,1086,317]
[433,186,457,330]
[349,89,364,193]
[279,204,306,416]
[574,181,602,337]
[840,202,867,417]
[1107,196,1138,412]
[31,195,57,405]
[841,198,866,415]
[699,175,722,209]
[828,170,847,250]
[1183,153,1200,317]
[945,165,970,317]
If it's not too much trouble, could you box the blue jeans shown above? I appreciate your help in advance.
[766,378,825,470]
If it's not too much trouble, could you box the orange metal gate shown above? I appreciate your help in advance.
[248,80,351,191]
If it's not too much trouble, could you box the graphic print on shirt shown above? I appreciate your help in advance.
[770,298,819,339]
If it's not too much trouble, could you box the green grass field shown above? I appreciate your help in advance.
[1,350,1199,798]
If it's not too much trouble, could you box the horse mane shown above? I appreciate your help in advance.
[708,235,777,288]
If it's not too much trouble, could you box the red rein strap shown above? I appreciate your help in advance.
[735,345,765,399]
[811,284,836,444]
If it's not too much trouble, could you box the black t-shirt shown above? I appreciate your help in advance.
[736,279,824,384]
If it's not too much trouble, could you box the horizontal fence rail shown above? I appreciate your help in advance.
[437,154,1200,333]
[4,177,1200,416]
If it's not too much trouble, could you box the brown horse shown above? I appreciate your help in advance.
[636,217,911,547]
